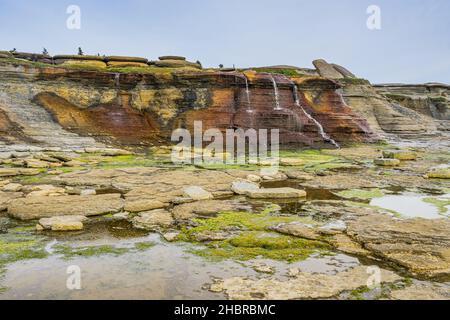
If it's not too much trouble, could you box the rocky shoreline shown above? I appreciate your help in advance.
[0,53,449,300]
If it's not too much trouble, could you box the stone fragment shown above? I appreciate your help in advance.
[426,166,450,179]
[0,168,41,177]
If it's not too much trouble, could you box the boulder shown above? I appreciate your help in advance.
[312,59,344,79]
[7,194,124,220]
[183,186,214,200]
[131,209,174,231]
[37,215,87,231]
[382,150,417,161]
[245,187,307,199]
[331,63,356,78]
[374,158,401,166]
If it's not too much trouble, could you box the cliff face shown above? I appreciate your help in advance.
[374,83,450,132]
[0,61,376,148]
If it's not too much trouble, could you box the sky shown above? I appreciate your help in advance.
[0,0,449,84]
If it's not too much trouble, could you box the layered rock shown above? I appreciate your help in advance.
[0,60,375,147]
[374,83,450,131]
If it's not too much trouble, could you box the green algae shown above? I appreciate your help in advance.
[179,211,330,262]
[191,231,329,262]
[422,197,450,215]
[54,244,129,259]
[134,241,156,251]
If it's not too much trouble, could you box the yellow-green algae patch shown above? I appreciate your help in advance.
[179,211,330,262]
[422,197,450,215]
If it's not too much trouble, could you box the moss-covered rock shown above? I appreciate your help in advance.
[382,150,417,161]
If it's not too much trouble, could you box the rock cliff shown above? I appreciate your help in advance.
[0,55,448,149]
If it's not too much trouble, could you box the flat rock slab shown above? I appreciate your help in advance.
[211,266,400,300]
[183,186,213,200]
[0,168,41,177]
[7,194,124,220]
[38,215,87,231]
[347,214,450,278]
[231,181,259,195]
[245,187,307,199]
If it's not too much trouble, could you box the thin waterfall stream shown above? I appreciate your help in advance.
[291,82,340,148]
[269,75,281,110]
[243,75,252,112]
[115,73,121,105]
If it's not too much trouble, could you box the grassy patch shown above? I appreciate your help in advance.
[96,155,160,169]
[253,68,299,77]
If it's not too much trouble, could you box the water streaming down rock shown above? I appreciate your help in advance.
[269,75,282,110]
[114,73,121,105]
[243,75,252,112]
[292,83,340,148]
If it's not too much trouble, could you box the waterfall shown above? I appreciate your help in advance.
[292,83,340,148]
[115,73,121,105]
[243,75,252,112]
[270,75,281,110]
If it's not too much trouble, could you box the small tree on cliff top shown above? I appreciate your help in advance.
[78,47,84,55]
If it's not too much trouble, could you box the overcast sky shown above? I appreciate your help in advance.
[0,0,449,84]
